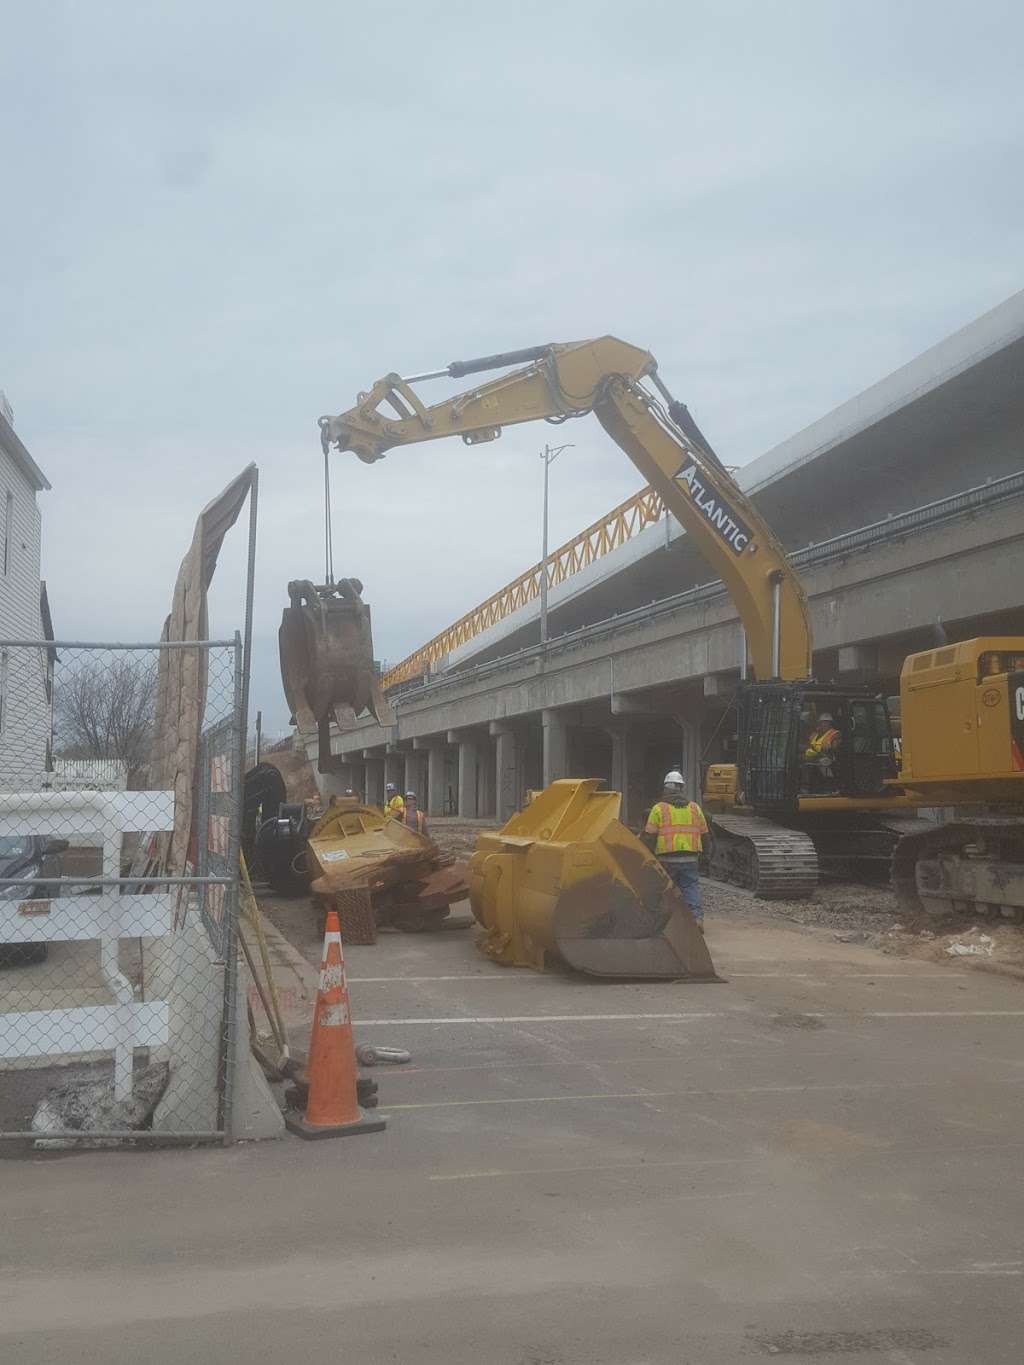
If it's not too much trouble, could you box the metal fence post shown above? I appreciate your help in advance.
[219,633,245,1142]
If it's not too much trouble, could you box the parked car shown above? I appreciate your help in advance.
[0,835,70,967]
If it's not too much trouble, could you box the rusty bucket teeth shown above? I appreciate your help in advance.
[279,577,394,772]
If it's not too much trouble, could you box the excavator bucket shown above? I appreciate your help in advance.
[279,578,393,772]
[468,779,718,980]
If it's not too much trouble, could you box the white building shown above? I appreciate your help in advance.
[0,394,54,790]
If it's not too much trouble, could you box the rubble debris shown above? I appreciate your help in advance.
[946,929,996,957]
[31,1061,170,1149]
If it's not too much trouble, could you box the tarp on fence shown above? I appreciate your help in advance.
[148,464,256,876]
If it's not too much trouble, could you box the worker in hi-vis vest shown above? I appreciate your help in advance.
[642,770,710,926]
[803,711,841,790]
[401,791,427,835]
[384,783,405,817]
[804,713,840,762]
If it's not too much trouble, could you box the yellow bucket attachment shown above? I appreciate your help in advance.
[279,578,393,772]
[468,779,718,980]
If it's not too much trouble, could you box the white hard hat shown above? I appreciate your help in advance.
[663,770,685,786]
[385,782,398,792]
[405,790,417,799]
[818,713,834,725]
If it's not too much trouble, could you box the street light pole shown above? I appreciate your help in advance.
[540,443,574,647]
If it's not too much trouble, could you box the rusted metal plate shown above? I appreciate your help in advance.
[308,798,469,931]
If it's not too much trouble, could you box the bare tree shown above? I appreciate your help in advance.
[55,655,158,775]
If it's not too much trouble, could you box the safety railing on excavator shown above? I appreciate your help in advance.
[385,465,1024,701]
[381,485,666,688]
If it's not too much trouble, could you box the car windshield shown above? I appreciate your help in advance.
[0,837,30,859]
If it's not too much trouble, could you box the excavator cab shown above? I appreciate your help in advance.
[279,577,393,773]
[737,682,899,808]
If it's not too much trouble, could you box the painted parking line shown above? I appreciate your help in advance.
[353,1011,722,1026]
[354,1008,1024,1026]
[348,970,968,984]
[385,1076,1020,1115]
[347,975,548,984]
[725,972,965,980]
[429,1140,1024,1182]
[864,1010,1024,1019]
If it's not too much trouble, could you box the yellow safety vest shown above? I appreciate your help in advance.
[644,801,708,855]
[386,795,405,815]
[805,727,839,760]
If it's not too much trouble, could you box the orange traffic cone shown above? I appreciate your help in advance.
[285,909,386,1140]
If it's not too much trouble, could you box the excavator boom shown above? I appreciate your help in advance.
[320,337,811,681]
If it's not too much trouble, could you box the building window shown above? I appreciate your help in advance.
[2,490,12,575]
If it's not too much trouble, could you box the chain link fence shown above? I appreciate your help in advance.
[0,639,243,1145]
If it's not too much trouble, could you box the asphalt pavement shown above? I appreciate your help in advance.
[2,901,1023,1364]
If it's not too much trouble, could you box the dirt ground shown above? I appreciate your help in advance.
[708,877,1024,976]
[429,819,1024,979]
[427,817,496,859]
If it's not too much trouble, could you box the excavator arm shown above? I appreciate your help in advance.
[320,337,811,681]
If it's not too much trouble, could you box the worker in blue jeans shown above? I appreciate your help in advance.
[642,770,710,928]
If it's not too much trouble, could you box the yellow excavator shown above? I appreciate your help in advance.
[315,338,1024,927]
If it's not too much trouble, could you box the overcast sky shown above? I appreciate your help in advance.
[3,2,1022,731]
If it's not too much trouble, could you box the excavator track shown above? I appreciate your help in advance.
[803,812,937,883]
[707,814,818,899]
[891,816,1024,919]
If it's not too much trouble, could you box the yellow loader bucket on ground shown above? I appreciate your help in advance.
[468,779,718,980]
[279,577,393,772]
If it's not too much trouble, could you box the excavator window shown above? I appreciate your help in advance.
[979,651,1024,680]
[738,686,898,808]
[843,698,897,796]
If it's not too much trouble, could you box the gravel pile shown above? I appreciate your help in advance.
[703,875,1024,974]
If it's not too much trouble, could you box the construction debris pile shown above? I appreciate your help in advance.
[307,796,469,938]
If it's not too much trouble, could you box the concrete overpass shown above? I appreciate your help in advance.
[308,290,1024,824]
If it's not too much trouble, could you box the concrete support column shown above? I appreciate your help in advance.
[478,738,496,819]
[363,754,385,807]
[448,733,479,818]
[350,759,366,800]
[677,718,700,799]
[384,752,404,796]
[403,752,423,802]
[542,708,569,787]
[490,721,522,824]
[424,744,447,818]
[607,721,648,829]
